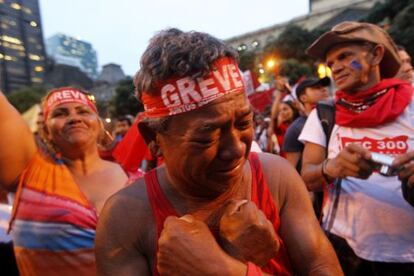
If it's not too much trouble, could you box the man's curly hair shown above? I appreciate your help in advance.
[134,28,238,101]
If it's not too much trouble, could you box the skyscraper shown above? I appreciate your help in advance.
[46,33,98,80]
[0,0,46,94]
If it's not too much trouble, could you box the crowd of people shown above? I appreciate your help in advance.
[0,20,414,276]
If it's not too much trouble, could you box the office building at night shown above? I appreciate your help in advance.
[0,0,46,93]
[46,33,98,80]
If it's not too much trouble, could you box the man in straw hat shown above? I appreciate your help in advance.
[300,21,414,275]
[95,28,342,276]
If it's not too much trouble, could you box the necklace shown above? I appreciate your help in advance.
[337,89,387,113]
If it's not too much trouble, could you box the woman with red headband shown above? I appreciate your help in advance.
[0,87,127,275]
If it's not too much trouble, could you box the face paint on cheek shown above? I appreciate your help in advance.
[350,60,362,70]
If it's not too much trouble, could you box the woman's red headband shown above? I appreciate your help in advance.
[141,57,245,118]
[43,87,98,119]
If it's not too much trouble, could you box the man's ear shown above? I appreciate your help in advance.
[138,121,163,157]
[370,44,385,66]
[299,94,307,104]
[138,121,155,145]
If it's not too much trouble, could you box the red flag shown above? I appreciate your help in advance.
[113,118,148,173]
[248,88,274,113]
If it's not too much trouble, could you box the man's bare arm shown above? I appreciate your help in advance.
[301,142,328,191]
[285,152,301,169]
[0,92,37,190]
[260,153,343,275]
[95,184,152,276]
[302,142,374,192]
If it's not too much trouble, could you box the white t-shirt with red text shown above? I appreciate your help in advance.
[299,100,414,262]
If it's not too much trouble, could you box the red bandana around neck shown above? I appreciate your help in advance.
[335,78,413,128]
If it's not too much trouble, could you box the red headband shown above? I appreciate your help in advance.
[43,87,98,119]
[141,57,245,118]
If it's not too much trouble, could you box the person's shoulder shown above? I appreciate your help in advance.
[253,152,299,207]
[100,176,153,238]
[255,152,296,179]
[96,176,156,261]
[285,116,306,138]
[101,160,128,179]
[105,176,149,214]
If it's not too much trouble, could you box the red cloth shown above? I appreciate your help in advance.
[43,87,98,119]
[247,262,263,276]
[112,119,148,173]
[274,122,290,157]
[145,152,293,276]
[141,57,244,118]
[335,78,413,128]
[248,89,274,113]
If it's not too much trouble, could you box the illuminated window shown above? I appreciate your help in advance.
[34,66,43,72]
[28,54,41,61]
[30,21,37,27]
[4,55,17,61]
[1,35,22,45]
[0,53,4,59]
[10,3,21,10]
[3,41,25,51]
[22,7,32,14]
[31,77,42,83]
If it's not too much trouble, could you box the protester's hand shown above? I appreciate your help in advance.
[219,200,279,267]
[292,99,305,115]
[275,76,291,94]
[157,215,244,276]
[393,151,414,189]
[324,144,374,179]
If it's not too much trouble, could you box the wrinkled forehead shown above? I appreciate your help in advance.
[325,41,372,60]
[168,92,251,132]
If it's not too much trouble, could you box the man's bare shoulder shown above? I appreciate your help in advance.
[253,152,304,209]
[105,176,152,218]
[97,176,156,255]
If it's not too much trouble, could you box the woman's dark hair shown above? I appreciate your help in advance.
[281,100,299,123]
[133,28,238,100]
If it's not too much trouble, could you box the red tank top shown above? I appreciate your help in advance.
[145,152,293,275]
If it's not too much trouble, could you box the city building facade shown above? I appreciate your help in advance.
[93,63,126,102]
[225,0,384,53]
[46,33,98,80]
[0,0,46,94]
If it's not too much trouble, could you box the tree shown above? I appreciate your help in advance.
[7,86,46,113]
[363,0,412,24]
[264,25,318,64]
[279,59,313,84]
[239,50,259,72]
[109,77,143,117]
[388,2,414,58]
[362,0,414,63]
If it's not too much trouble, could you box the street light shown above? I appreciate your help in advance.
[266,59,276,69]
[317,63,332,78]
